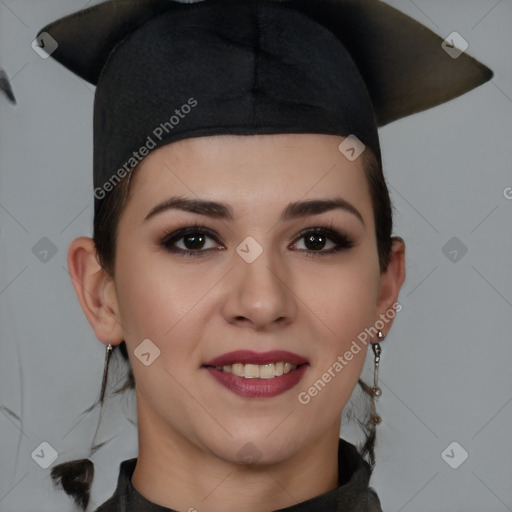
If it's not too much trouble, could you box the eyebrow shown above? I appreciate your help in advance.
[144,196,364,225]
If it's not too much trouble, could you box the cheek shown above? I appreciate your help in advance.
[112,244,228,381]
[112,244,198,362]
[293,244,380,402]
[298,247,380,347]
[114,238,212,335]
[112,256,200,416]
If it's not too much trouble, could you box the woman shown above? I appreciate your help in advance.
[35,0,492,510]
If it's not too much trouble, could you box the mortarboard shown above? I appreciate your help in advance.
[37,0,492,201]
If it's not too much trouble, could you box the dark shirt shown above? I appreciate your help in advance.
[95,438,382,512]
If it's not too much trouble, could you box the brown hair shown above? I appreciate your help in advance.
[51,144,394,510]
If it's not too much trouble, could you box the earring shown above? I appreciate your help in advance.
[372,331,385,398]
[99,341,113,404]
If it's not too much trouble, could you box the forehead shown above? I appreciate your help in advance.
[126,133,374,223]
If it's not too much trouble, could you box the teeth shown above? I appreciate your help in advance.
[216,362,299,379]
[259,363,275,379]
[283,362,295,374]
[232,363,244,376]
[244,364,260,379]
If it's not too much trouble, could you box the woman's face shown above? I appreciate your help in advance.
[111,133,391,465]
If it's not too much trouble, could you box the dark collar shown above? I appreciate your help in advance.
[95,438,382,512]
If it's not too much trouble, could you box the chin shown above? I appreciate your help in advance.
[201,425,309,467]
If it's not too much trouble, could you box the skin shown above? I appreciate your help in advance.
[69,133,405,512]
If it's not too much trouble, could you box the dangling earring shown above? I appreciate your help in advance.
[88,341,114,457]
[99,341,113,404]
[371,331,385,398]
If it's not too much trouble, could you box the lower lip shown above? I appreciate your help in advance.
[204,365,308,398]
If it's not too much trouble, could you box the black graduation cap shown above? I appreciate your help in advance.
[37,0,492,199]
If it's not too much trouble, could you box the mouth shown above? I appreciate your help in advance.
[202,350,309,398]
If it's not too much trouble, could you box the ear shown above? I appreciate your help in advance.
[374,236,406,335]
[67,236,124,346]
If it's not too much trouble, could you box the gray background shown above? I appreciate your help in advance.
[1,1,511,511]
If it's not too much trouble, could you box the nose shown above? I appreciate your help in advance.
[221,244,297,331]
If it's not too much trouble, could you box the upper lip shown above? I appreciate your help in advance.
[203,350,309,367]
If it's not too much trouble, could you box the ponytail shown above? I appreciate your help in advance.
[50,342,134,510]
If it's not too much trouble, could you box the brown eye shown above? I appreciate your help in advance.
[159,226,221,256]
[291,227,354,255]
[181,233,207,250]
[302,233,331,251]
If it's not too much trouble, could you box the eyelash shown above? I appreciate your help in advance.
[157,223,355,258]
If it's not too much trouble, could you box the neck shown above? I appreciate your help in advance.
[131,401,340,512]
